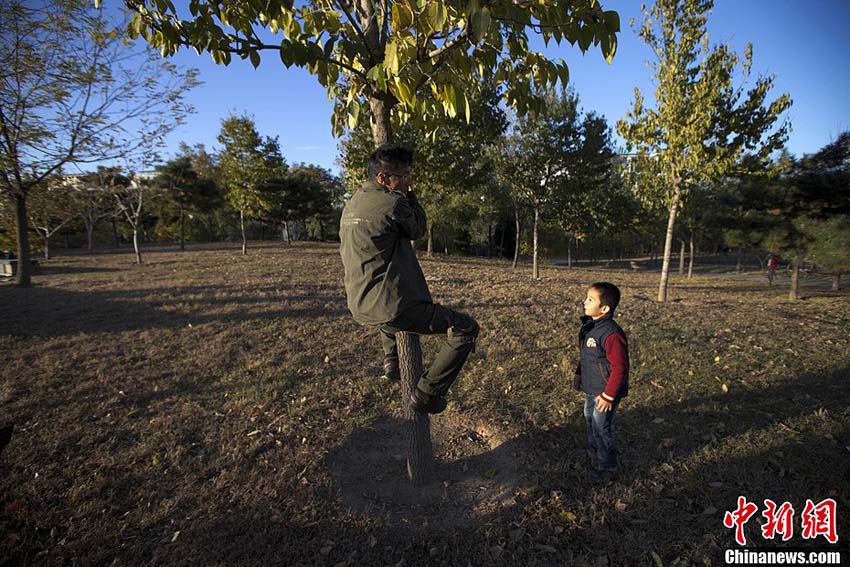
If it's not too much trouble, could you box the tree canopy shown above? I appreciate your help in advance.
[122,0,619,145]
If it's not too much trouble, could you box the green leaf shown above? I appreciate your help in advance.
[394,78,412,106]
[577,25,593,52]
[279,42,295,68]
[604,10,620,33]
[392,2,414,30]
[384,41,399,74]
[249,50,260,68]
[423,2,447,33]
[471,8,490,43]
[558,62,570,87]
[601,32,616,64]
[323,37,335,58]
[346,101,360,129]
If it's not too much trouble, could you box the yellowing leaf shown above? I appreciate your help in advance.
[392,3,414,29]
[384,41,399,74]
[559,510,578,522]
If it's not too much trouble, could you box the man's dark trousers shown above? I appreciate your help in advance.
[380,302,479,397]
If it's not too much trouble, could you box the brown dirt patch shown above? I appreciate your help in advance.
[328,412,526,531]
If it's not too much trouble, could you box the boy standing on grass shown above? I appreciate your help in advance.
[573,282,629,483]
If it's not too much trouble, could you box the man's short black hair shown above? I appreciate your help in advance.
[367,144,414,179]
[590,282,621,312]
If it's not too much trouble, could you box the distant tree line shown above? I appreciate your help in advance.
[0,113,345,262]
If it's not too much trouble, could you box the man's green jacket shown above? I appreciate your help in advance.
[339,179,431,325]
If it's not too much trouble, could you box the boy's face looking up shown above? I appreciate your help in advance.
[583,287,610,319]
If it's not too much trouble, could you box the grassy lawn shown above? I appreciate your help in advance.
[1,242,848,566]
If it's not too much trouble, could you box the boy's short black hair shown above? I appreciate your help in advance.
[590,282,621,312]
[367,144,414,178]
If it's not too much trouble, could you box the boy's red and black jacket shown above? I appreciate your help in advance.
[576,313,629,402]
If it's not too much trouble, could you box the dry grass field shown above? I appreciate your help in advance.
[1,242,848,566]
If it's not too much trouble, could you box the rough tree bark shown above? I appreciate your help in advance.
[789,260,800,301]
[14,195,32,287]
[687,234,695,279]
[240,209,247,255]
[512,203,520,270]
[532,204,540,279]
[657,185,681,302]
[397,332,432,485]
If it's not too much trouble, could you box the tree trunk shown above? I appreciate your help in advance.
[678,239,685,275]
[498,222,506,259]
[735,250,742,273]
[397,332,433,485]
[487,223,492,257]
[512,204,520,270]
[687,234,695,279]
[532,204,540,279]
[14,193,32,287]
[832,273,841,291]
[133,227,142,264]
[426,223,433,257]
[657,188,681,303]
[44,234,50,260]
[179,206,185,251]
[368,96,393,146]
[567,234,572,270]
[112,216,120,248]
[240,209,247,255]
[86,217,95,253]
[789,260,800,301]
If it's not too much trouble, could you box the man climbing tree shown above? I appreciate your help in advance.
[339,145,479,414]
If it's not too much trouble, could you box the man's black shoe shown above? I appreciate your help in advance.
[382,356,400,381]
[408,387,447,414]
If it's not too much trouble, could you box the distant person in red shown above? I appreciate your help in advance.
[767,254,778,285]
[572,282,629,483]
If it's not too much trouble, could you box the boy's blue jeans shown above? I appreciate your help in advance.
[584,395,620,470]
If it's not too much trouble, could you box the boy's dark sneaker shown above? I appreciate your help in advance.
[408,387,447,414]
[382,355,400,381]
[588,467,619,484]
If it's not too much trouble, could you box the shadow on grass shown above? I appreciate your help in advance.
[0,284,349,338]
[37,266,121,275]
[309,365,849,564]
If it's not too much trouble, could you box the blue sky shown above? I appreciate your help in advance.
[159,0,850,174]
